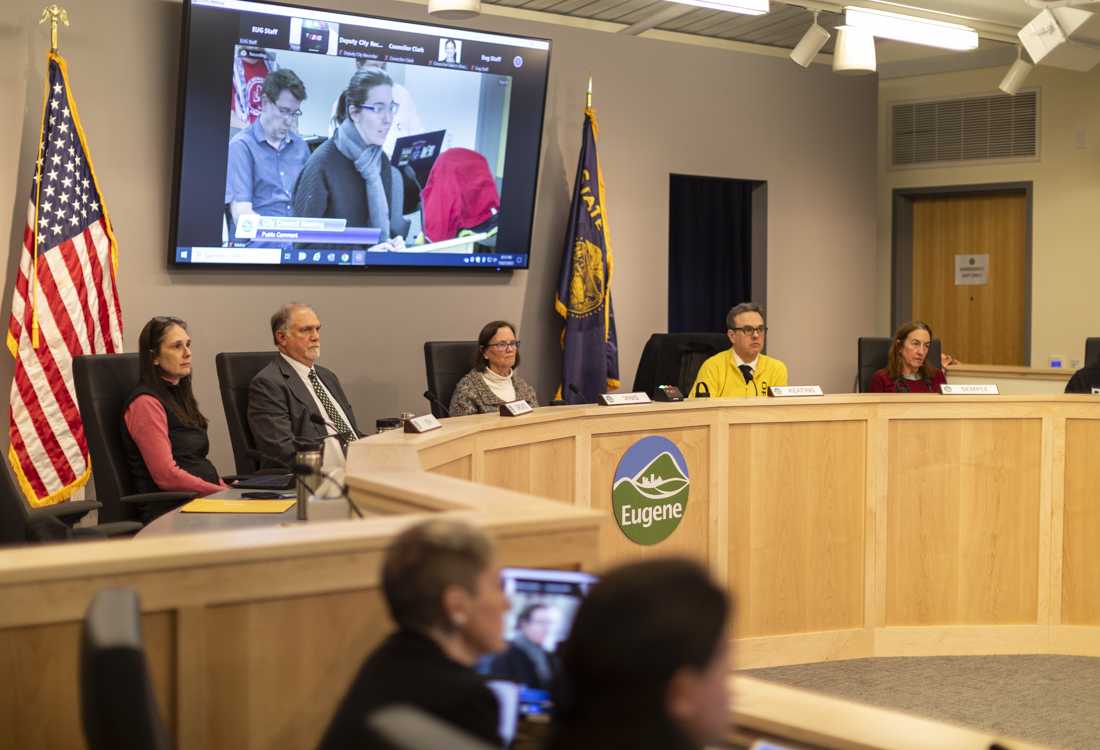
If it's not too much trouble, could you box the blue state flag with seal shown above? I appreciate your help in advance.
[555,106,620,403]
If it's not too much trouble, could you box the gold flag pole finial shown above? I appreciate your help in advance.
[586,77,593,109]
[40,5,69,54]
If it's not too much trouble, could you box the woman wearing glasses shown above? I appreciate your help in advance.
[293,68,410,249]
[449,320,539,417]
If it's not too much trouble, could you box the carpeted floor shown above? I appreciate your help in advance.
[745,655,1100,749]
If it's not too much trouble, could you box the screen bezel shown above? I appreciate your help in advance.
[167,0,552,272]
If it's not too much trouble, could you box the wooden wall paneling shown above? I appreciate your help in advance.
[482,436,576,504]
[202,589,390,750]
[427,455,472,481]
[589,426,711,568]
[0,611,175,750]
[867,414,890,630]
[729,420,867,638]
[886,418,1041,626]
[1061,419,1100,624]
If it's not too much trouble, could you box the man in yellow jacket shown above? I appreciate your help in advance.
[690,303,788,398]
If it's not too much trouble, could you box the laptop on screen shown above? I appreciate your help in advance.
[478,567,599,741]
[389,129,446,187]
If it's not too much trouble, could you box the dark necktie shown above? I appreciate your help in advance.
[738,364,754,385]
[308,369,356,441]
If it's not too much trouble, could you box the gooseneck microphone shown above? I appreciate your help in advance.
[289,462,364,519]
[308,413,357,444]
[423,390,451,418]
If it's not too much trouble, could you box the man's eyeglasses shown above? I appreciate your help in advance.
[731,326,767,337]
[357,102,400,116]
[267,99,303,120]
[487,340,520,351]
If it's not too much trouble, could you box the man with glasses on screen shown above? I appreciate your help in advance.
[225,69,310,241]
[689,302,788,398]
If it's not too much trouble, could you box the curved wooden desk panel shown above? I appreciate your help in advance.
[352,395,1100,669]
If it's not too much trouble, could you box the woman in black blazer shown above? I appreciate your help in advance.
[317,519,510,749]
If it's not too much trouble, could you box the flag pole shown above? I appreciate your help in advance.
[586,76,592,109]
[40,5,69,53]
[31,6,68,349]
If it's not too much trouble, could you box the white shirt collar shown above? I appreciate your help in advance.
[280,352,313,379]
[732,350,759,371]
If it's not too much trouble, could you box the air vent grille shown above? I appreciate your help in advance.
[892,91,1037,166]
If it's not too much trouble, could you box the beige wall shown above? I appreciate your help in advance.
[1,0,876,476]
[878,64,1100,367]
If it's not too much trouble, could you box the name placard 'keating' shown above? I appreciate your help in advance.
[611,436,690,545]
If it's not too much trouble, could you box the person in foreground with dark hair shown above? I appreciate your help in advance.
[317,519,510,750]
[122,316,226,498]
[449,320,538,417]
[545,558,732,750]
[868,320,948,393]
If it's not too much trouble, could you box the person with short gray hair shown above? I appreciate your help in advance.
[690,302,788,398]
[247,303,360,469]
[318,519,509,749]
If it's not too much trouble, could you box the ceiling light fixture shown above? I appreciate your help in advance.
[790,11,831,68]
[999,46,1034,95]
[665,0,768,16]
[844,6,979,51]
[832,25,876,74]
[427,0,481,20]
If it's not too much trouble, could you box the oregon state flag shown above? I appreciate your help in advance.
[555,107,619,404]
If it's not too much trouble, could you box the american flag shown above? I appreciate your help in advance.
[7,53,123,507]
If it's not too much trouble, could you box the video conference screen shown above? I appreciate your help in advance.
[170,0,550,270]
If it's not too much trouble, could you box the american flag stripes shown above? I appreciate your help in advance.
[7,53,123,507]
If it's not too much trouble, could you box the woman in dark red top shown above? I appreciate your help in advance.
[869,320,948,394]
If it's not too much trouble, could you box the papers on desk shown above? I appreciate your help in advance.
[180,499,296,514]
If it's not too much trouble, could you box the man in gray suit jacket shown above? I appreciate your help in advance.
[248,303,361,469]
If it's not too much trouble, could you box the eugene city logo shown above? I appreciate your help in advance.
[611,436,689,545]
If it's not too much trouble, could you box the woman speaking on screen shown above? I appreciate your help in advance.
[293,68,410,250]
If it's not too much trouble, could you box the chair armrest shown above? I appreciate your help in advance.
[87,521,143,537]
[29,499,103,521]
[121,491,197,506]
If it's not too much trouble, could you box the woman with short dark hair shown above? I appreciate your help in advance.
[318,519,510,749]
[868,320,948,393]
[546,558,732,750]
[448,320,538,416]
[121,317,225,501]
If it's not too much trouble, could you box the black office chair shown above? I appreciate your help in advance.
[856,336,943,392]
[1085,338,1100,367]
[215,352,277,475]
[424,341,479,418]
[72,353,194,524]
[81,588,171,750]
[0,460,140,545]
[632,333,731,399]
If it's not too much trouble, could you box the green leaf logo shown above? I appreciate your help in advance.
[611,436,690,545]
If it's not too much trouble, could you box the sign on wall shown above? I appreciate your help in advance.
[611,436,690,545]
[955,254,989,285]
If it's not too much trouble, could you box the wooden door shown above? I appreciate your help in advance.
[911,191,1028,365]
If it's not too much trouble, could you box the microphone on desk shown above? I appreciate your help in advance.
[289,461,364,519]
[694,382,710,399]
[307,413,358,445]
[423,390,451,418]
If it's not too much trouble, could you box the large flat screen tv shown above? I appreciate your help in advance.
[170,0,551,270]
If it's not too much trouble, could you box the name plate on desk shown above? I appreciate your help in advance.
[599,392,652,406]
[499,400,533,417]
[404,413,443,433]
[941,384,999,395]
[768,385,824,398]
